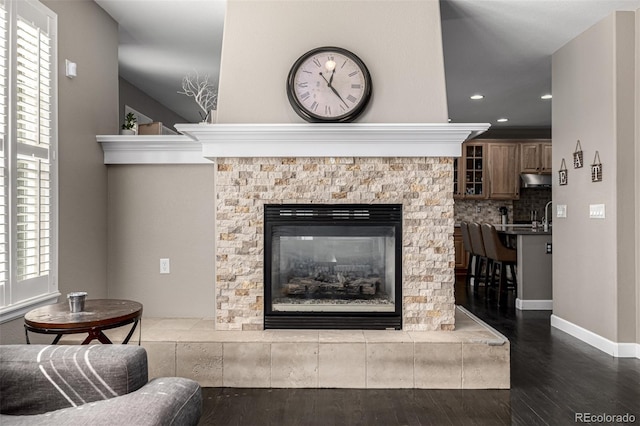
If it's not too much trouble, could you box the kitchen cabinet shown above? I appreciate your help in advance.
[487,142,520,199]
[520,140,552,174]
[454,140,521,200]
[454,227,468,271]
[454,142,486,199]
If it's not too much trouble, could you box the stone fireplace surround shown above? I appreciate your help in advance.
[176,123,490,331]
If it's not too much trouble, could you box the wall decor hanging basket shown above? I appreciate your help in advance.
[573,140,583,168]
[591,151,602,182]
[559,158,568,186]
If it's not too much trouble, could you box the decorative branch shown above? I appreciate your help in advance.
[178,71,218,120]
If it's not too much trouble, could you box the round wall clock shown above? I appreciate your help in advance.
[287,46,372,123]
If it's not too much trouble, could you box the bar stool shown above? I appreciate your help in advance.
[460,222,475,287]
[481,223,517,305]
[467,222,491,291]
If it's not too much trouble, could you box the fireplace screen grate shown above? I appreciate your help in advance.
[264,204,402,329]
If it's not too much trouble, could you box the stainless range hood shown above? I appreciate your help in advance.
[520,173,552,188]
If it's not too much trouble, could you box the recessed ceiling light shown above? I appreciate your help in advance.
[541,94,552,100]
[497,118,509,122]
[470,94,484,100]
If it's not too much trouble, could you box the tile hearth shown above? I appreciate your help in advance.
[59,306,510,389]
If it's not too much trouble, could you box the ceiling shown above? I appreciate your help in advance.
[95,0,640,128]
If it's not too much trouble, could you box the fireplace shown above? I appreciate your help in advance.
[264,204,402,329]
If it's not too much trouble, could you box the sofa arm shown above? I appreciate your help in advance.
[0,377,202,426]
[1,345,148,415]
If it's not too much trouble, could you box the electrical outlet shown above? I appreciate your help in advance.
[160,258,170,274]
[475,206,481,213]
[546,242,552,254]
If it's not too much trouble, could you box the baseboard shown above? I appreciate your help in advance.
[515,298,552,310]
[551,314,640,359]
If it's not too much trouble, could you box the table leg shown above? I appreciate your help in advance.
[81,329,113,345]
[122,318,140,345]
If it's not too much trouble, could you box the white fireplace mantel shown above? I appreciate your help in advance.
[97,123,490,164]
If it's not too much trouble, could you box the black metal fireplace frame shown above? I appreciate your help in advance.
[264,204,402,330]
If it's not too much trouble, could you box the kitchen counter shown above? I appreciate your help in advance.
[494,225,551,235]
[496,226,552,311]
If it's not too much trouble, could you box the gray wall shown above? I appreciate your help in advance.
[552,11,638,344]
[106,0,451,322]
[119,77,188,132]
[0,0,117,344]
[107,165,216,318]
[636,10,640,346]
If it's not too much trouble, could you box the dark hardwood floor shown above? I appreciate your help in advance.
[198,276,640,426]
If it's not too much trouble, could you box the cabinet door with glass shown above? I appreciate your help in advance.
[462,143,486,198]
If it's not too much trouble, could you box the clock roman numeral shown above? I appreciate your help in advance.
[311,101,319,111]
[300,92,311,101]
[351,84,361,89]
[313,58,321,67]
[347,94,357,103]
[348,70,359,77]
[325,105,331,115]
[297,82,308,88]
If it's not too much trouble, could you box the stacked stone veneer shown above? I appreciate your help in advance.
[215,157,456,331]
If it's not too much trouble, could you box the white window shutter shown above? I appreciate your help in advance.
[0,0,57,316]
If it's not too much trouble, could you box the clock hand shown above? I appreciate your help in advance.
[320,72,349,108]
[329,69,335,85]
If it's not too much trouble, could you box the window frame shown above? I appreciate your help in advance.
[0,0,58,324]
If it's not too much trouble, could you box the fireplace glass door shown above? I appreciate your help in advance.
[264,204,402,329]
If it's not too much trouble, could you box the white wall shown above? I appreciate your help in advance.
[217,0,448,123]
[552,11,638,347]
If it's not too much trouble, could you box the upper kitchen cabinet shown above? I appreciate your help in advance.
[487,142,520,199]
[454,140,521,200]
[520,140,552,174]
[461,142,486,198]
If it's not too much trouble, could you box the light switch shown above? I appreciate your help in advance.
[556,204,567,218]
[589,204,605,219]
[65,59,77,78]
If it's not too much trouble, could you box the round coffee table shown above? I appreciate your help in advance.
[24,299,143,345]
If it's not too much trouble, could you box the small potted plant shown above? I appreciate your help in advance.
[121,112,137,135]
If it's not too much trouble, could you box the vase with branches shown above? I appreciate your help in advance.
[178,71,218,122]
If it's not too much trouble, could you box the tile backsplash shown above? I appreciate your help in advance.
[454,199,513,224]
[454,188,552,225]
[513,188,552,223]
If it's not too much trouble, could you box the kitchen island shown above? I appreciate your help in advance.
[496,225,552,310]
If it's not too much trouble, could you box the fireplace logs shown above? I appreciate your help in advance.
[282,276,381,298]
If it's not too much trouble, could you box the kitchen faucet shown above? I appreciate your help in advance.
[542,201,552,232]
